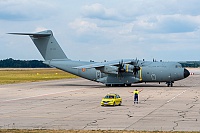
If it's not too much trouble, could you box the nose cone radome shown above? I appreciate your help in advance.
[184,68,190,78]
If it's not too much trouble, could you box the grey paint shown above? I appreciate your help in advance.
[9,30,190,86]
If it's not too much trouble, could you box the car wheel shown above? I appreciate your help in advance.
[119,101,122,106]
[113,102,116,106]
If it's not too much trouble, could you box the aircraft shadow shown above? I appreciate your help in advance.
[48,83,103,87]
[47,83,192,88]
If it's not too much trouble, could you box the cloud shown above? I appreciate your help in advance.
[82,3,121,21]
[132,14,200,34]
[34,27,48,32]
[1,0,200,61]
[80,2,200,35]
[68,19,113,44]
[0,0,57,21]
[157,15,200,33]
[69,19,98,33]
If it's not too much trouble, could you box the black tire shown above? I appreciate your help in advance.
[106,84,111,87]
[171,83,173,87]
[119,101,122,106]
[126,84,131,87]
[167,83,170,87]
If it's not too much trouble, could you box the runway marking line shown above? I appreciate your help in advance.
[125,88,190,130]
[0,88,88,103]
[167,89,188,103]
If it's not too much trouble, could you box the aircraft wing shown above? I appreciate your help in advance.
[73,59,135,69]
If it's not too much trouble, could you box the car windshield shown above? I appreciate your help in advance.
[105,95,114,99]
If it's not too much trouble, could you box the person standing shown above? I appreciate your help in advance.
[129,89,143,104]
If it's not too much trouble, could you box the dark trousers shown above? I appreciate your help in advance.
[134,94,138,104]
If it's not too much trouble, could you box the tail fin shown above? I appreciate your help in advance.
[8,30,68,61]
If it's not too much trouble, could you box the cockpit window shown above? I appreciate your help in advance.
[175,65,182,68]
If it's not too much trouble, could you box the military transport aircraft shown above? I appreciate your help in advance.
[9,30,190,87]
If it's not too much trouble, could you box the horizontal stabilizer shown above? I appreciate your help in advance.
[8,30,52,38]
[8,30,68,60]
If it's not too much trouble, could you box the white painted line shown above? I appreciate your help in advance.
[0,88,85,103]
[167,89,189,103]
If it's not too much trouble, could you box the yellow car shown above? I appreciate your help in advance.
[101,94,122,106]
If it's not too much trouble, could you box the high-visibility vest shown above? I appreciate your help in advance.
[134,90,139,95]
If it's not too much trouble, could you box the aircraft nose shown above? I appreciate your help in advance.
[184,68,190,78]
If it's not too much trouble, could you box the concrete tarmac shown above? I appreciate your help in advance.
[0,71,200,131]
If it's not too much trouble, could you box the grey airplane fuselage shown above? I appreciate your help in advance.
[46,59,188,85]
[9,30,190,87]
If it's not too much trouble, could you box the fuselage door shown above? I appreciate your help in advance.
[96,71,101,79]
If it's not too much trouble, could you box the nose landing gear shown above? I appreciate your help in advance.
[166,81,174,87]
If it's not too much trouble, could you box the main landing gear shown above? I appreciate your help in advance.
[105,84,132,87]
[166,81,174,87]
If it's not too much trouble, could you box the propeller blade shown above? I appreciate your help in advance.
[132,58,140,77]
[118,59,125,74]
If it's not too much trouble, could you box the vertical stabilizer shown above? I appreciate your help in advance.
[9,30,68,61]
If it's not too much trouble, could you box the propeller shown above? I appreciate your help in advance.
[131,58,140,76]
[117,60,126,78]
[117,59,140,77]
[118,60,125,73]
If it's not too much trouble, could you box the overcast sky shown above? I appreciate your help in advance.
[0,0,200,62]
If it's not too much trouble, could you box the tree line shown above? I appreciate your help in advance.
[0,58,199,68]
[179,61,200,68]
[0,58,50,68]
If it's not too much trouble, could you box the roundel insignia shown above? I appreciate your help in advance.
[82,68,86,72]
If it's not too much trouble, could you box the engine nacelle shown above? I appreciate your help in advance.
[98,66,118,74]
[123,64,134,73]
[97,64,139,74]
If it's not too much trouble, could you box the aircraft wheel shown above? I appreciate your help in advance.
[167,83,170,87]
[166,82,174,87]
[120,84,125,87]
[166,82,170,87]
[126,84,131,87]
[112,84,116,87]
[170,83,173,87]
[106,84,111,87]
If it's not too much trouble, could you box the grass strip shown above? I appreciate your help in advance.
[0,68,77,85]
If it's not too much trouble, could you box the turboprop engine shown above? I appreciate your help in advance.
[97,64,140,75]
